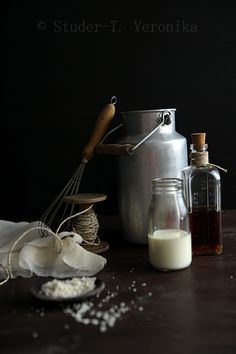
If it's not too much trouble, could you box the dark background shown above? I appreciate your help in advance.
[4,0,236,221]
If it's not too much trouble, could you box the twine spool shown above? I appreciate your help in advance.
[72,207,100,245]
[63,193,109,253]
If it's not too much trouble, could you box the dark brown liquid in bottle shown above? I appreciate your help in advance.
[189,210,223,255]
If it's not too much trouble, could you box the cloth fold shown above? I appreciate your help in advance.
[0,220,106,281]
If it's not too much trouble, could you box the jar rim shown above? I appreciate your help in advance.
[152,178,183,188]
[152,177,182,183]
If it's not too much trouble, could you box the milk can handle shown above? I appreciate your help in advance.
[95,110,171,156]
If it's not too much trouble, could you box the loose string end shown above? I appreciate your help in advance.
[209,163,228,173]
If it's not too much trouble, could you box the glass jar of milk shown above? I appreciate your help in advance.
[148,178,192,271]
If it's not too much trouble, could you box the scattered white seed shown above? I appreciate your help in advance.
[100,325,107,333]
[62,276,153,333]
[103,313,110,321]
[108,317,116,327]
[32,332,38,338]
[82,318,90,325]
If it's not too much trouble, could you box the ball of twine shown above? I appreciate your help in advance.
[72,208,100,245]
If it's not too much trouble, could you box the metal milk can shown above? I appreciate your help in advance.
[96,108,188,244]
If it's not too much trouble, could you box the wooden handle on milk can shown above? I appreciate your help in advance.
[83,99,116,161]
[95,143,133,156]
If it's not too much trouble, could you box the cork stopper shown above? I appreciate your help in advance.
[191,132,206,147]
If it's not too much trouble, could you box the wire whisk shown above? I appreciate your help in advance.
[38,96,117,236]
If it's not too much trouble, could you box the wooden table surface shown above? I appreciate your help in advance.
[1,210,236,354]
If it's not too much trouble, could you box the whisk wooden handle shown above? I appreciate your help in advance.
[83,102,116,161]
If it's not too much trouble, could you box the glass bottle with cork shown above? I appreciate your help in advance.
[182,132,225,255]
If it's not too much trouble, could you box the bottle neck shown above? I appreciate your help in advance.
[190,143,209,166]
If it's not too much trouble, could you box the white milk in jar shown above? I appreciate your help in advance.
[148,229,192,271]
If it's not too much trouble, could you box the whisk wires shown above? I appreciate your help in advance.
[38,158,87,236]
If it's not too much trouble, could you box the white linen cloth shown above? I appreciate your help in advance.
[0,220,106,281]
